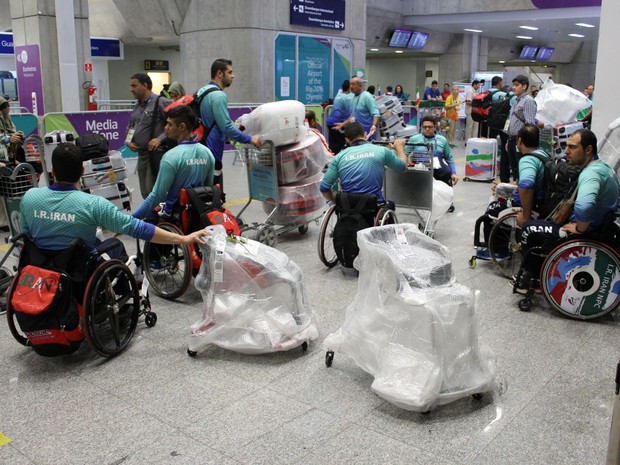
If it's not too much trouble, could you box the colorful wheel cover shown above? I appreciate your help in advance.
[543,242,620,318]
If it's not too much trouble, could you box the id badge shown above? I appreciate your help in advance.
[125,128,135,145]
[503,117,510,133]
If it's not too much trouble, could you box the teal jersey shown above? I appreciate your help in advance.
[20,186,154,251]
[320,142,405,203]
[133,141,215,218]
[573,159,619,229]
[350,91,380,132]
[406,133,456,174]
[326,92,352,126]
[516,149,548,205]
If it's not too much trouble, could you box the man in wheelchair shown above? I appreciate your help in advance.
[518,128,620,291]
[131,105,215,222]
[319,122,407,268]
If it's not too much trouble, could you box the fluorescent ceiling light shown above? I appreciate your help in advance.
[464,28,483,33]
[370,48,379,51]
[519,25,538,31]
[575,23,595,28]
[395,50,404,54]
[516,35,532,39]
[499,60,506,64]
[569,33,585,38]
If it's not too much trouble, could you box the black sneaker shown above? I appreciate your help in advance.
[448,204,455,213]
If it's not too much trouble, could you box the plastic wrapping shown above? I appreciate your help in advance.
[597,116,620,175]
[190,225,319,354]
[261,173,324,225]
[275,132,329,185]
[431,178,454,223]
[325,224,496,411]
[553,122,585,158]
[236,100,306,147]
[535,79,592,127]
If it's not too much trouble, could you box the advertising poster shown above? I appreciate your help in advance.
[15,45,45,116]
[298,36,331,105]
[275,34,296,101]
[332,39,353,97]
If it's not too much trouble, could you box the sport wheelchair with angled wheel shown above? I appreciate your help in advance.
[142,185,239,300]
[5,234,156,357]
[514,218,620,319]
[318,192,398,268]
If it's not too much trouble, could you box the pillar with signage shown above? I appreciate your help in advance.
[10,0,92,114]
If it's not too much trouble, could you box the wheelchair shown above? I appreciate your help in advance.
[5,234,156,357]
[514,219,620,320]
[142,186,231,300]
[318,192,398,268]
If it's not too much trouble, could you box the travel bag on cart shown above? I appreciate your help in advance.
[43,131,75,172]
[260,174,323,225]
[88,181,131,211]
[81,151,128,188]
[76,133,109,161]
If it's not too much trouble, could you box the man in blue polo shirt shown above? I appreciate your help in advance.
[333,77,380,140]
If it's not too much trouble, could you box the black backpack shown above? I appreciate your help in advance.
[76,133,109,161]
[332,193,377,268]
[526,151,581,219]
[471,91,492,123]
[487,95,512,130]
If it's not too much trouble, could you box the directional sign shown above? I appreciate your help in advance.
[290,0,345,31]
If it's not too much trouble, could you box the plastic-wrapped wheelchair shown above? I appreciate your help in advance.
[6,235,155,358]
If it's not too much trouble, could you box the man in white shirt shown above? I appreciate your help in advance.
[465,79,481,141]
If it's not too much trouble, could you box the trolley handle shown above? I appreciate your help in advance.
[6,163,37,181]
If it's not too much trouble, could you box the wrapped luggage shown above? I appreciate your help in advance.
[598,115,620,174]
[189,225,319,354]
[324,224,497,412]
[275,132,329,185]
[535,78,591,127]
[236,100,306,147]
[261,173,323,225]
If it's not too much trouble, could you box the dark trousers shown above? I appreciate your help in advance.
[489,129,510,182]
[520,220,566,276]
[433,158,453,187]
[328,126,346,155]
[506,137,520,182]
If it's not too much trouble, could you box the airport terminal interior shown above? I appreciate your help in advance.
[1,1,619,464]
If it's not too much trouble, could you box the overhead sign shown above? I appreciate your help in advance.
[90,37,123,59]
[290,0,345,31]
[0,32,14,55]
[144,60,169,71]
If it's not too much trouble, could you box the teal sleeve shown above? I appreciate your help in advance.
[94,197,155,241]
[442,139,456,174]
[133,155,176,219]
[366,93,380,117]
[320,157,340,193]
[212,92,251,143]
[383,147,406,172]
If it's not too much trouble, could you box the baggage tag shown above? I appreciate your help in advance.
[395,226,408,245]
[213,238,226,283]
[125,128,135,145]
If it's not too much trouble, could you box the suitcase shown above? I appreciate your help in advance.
[275,133,328,185]
[464,138,497,181]
[81,152,128,188]
[261,174,323,225]
[43,131,75,173]
[87,182,131,211]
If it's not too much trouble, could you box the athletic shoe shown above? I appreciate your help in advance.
[476,247,491,260]
[149,260,164,272]
[448,204,455,213]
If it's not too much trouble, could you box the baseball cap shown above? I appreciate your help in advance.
[472,79,481,85]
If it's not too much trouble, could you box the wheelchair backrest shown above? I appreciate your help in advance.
[18,236,90,285]
[179,185,240,236]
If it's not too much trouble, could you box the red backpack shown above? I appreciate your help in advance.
[471,91,492,123]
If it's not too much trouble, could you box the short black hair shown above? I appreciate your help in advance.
[131,73,152,90]
[572,128,598,158]
[341,80,350,92]
[305,110,317,123]
[431,80,438,85]
[491,76,503,86]
[517,124,539,148]
[167,105,199,131]
[52,143,83,183]
[211,58,232,79]
[422,115,436,125]
[344,122,365,141]
[367,85,375,94]
[512,74,530,89]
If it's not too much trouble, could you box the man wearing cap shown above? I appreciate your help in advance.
[505,74,537,182]
[465,79,481,141]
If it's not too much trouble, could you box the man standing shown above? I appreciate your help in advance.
[505,75,537,182]
[519,129,619,287]
[326,79,352,154]
[423,80,442,101]
[487,76,511,182]
[196,58,261,187]
[465,79,481,141]
[407,116,458,211]
[127,73,171,199]
[440,83,451,101]
[333,76,380,140]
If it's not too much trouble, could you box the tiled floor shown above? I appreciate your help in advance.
[0,142,617,465]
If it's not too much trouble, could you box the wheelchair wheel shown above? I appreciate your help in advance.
[317,205,338,268]
[375,208,398,226]
[488,211,522,279]
[82,260,139,357]
[143,222,192,299]
[5,277,31,347]
[541,239,620,320]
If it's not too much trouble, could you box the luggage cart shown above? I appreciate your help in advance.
[383,142,436,236]
[0,163,39,294]
[236,141,323,247]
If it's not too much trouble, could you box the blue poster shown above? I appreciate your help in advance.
[298,36,331,105]
[275,34,296,101]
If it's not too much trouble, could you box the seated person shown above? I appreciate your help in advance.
[320,121,407,206]
[305,110,323,134]
[519,128,619,287]
[19,143,207,261]
[132,105,215,221]
[407,116,458,211]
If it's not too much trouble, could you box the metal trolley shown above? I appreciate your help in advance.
[383,142,436,236]
[236,141,324,247]
[0,163,39,294]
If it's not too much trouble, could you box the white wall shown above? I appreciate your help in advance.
[366,57,440,101]
[0,55,15,73]
[591,0,620,139]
